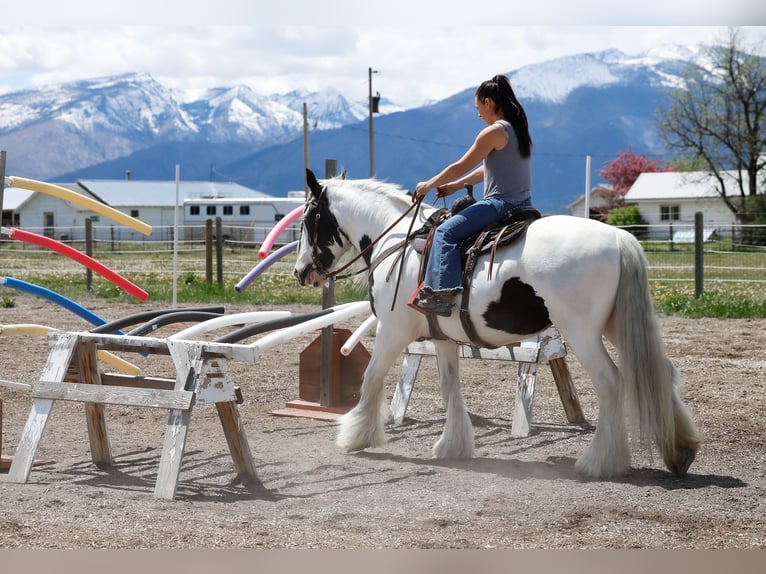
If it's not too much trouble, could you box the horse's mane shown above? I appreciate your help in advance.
[324,177,420,213]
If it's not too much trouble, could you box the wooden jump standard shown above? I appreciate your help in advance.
[389,326,586,436]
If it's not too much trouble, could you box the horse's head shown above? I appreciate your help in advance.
[293,169,349,286]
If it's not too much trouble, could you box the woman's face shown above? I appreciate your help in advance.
[475,96,495,124]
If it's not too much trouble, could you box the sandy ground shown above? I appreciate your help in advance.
[0,293,764,549]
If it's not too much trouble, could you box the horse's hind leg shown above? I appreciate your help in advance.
[432,340,474,459]
[336,323,410,452]
[569,336,632,478]
[663,368,701,477]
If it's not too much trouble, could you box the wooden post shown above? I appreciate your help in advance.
[205,218,213,284]
[85,217,93,291]
[0,150,6,221]
[319,159,339,406]
[695,211,704,298]
[215,216,223,287]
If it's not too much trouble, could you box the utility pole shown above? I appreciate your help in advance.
[368,67,379,178]
[303,102,310,194]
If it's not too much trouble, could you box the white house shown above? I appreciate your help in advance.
[567,187,610,218]
[624,170,763,240]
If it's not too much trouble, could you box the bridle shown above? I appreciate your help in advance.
[303,190,424,288]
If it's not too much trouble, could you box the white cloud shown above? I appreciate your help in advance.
[1,21,765,108]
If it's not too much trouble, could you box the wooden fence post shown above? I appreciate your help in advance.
[215,216,223,286]
[205,218,213,284]
[695,211,704,298]
[85,217,93,291]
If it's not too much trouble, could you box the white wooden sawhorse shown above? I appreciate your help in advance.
[389,326,586,436]
[7,331,260,500]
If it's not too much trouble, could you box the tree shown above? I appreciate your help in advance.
[593,148,669,220]
[656,28,766,219]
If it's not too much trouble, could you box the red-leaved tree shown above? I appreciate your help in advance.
[594,148,670,220]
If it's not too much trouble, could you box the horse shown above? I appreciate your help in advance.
[293,169,700,479]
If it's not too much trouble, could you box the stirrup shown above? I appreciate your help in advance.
[407,284,455,317]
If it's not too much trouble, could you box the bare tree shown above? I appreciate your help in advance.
[657,28,766,219]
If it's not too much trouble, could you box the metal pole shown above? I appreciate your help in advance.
[584,155,591,218]
[172,164,180,308]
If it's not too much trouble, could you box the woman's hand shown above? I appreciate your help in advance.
[413,181,431,202]
[435,181,462,198]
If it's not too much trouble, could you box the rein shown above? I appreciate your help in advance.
[317,195,424,282]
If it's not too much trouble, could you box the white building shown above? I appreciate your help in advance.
[624,170,763,239]
[3,179,304,243]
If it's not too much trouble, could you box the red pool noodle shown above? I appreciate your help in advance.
[8,228,149,301]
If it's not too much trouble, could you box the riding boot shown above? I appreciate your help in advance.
[407,285,461,317]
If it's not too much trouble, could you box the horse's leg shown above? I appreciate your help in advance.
[432,340,474,459]
[336,321,413,452]
[567,333,632,478]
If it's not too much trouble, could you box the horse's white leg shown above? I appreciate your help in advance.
[432,340,474,459]
[567,335,631,478]
[336,321,412,452]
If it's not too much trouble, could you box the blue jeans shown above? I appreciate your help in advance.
[424,196,531,292]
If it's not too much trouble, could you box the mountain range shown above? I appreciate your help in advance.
[0,45,698,214]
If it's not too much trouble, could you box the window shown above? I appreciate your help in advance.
[274,213,284,222]
[206,205,217,216]
[223,205,233,216]
[190,205,200,216]
[240,205,250,216]
[130,209,139,218]
[660,205,680,221]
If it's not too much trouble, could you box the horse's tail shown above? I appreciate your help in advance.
[612,230,700,473]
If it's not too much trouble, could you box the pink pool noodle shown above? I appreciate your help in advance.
[257,205,303,259]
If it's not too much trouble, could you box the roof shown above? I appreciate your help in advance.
[2,182,93,212]
[76,180,271,208]
[625,170,761,201]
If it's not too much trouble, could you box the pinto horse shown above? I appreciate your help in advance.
[293,169,700,478]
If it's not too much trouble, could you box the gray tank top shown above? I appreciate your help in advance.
[483,120,531,204]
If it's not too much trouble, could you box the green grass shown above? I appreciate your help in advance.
[6,271,766,319]
[6,271,369,308]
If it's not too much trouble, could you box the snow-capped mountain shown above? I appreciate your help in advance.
[0,45,702,212]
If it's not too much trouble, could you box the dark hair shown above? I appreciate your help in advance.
[475,74,532,158]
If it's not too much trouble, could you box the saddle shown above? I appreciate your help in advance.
[410,198,541,347]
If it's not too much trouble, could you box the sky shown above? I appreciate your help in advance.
[1,1,765,109]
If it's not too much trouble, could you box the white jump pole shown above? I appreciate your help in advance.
[172,164,180,308]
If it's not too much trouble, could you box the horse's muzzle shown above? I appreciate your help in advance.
[295,265,325,287]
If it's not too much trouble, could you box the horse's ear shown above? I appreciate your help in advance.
[306,169,322,200]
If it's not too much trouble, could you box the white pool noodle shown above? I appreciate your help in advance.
[340,314,378,356]
[250,301,371,353]
[169,311,293,340]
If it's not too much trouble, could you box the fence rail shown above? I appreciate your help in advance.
[3,221,766,291]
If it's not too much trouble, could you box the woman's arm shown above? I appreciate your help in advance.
[414,124,504,198]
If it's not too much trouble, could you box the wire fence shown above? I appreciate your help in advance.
[3,222,766,292]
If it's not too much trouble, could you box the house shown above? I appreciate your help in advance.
[567,187,610,219]
[3,179,303,243]
[624,170,763,240]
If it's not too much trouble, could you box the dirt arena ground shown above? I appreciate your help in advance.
[0,293,764,549]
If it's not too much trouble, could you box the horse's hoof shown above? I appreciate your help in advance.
[668,448,696,477]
